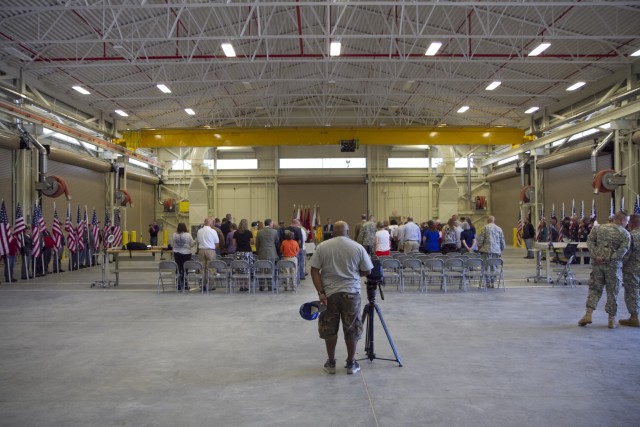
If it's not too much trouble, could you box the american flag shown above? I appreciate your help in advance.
[103,208,111,248]
[52,203,63,250]
[516,211,523,247]
[76,205,85,251]
[0,200,14,257]
[36,203,46,236]
[14,202,26,249]
[551,203,556,218]
[32,203,42,259]
[112,209,122,247]
[91,208,100,250]
[561,202,565,219]
[580,200,584,219]
[65,203,77,252]
[571,199,575,217]
[590,199,596,219]
[634,196,640,215]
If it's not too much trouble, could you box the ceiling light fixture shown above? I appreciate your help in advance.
[630,48,640,57]
[425,42,442,56]
[221,43,236,57]
[242,81,253,90]
[457,106,470,113]
[72,86,91,95]
[524,106,539,114]
[156,84,171,93]
[485,81,501,91]
[528,42,551,56]
[114,110,128,117]
[566,81,586,91]
[185,108,196,115]
[330,41,341,57]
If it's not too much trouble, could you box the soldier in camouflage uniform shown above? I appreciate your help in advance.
[620,214,640,327]
[476,216,506,288]
[578,211,631,329]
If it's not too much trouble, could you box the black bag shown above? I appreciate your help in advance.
[126,242,148,251]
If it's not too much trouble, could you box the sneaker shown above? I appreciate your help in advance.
[323,359,336,374]
[345,360,360,375]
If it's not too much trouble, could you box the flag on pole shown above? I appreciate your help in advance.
[516,210,523,247]
[65,203,77,252]
[590,199,596,219]
[36,203,46,236]
[91,208,100,250]
[621,196,625,212]
[103,208,111,248]
[571,199,575,216]
[540,204,544,219]
[610,197,615,218]
[561,202,565,219]
[634,196,640,215]
[76,205,85,251]
[0,200,14,257]
[13,202,26,250]
[52,203,63,250]
[551,203,556,218]
[113,209,122,247]
[32,203,42,259]
[580,200,584,219]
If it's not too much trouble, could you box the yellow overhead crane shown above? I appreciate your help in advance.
[121,127,525,149]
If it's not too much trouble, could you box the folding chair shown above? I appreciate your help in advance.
[553,254,580,287]
[207,260,230,293]
[381,258,403,292]
[157,260,179,294]
[183,260,204,293]
[276,260,298,292]
[463,257,485,290]
[444,258,466,291]
[483,257,505,291]
[254,260,276,293]
[422,258,446,292]
[401,258,424,292]
[229,260,251,293]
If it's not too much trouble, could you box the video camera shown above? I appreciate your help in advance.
[366,257,384,301]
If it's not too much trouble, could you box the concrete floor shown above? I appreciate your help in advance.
[0,248,639,427]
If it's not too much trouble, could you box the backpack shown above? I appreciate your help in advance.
[126,241,148,251]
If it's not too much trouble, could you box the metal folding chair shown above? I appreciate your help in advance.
[483,257,505,291]
[381,258,403,292]
[157,260,178,294]
[254,260,276,293]
[553,255,580,287]
[183,260,204,293]
[463,257,485,290]
[422,258,446,292]
[401,258,424,292]
[229,260,251,293]
[207,260,230,293]
[276,260,298,292]
[444,257,466,291]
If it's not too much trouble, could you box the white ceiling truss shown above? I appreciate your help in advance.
[0,1,638,132]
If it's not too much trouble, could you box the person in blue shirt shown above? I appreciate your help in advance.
[422,220,441,253]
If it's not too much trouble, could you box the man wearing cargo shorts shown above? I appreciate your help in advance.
[310,221,373,375]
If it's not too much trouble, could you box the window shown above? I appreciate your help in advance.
[171,160,192,171]
[129,158,150,169]
[387,158,428,168]
[455,158,474,168]
[216,159,258,170]
[279,158,366,169]
[497,155,518,166]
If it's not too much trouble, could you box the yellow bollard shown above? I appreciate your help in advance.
[131,230,137,243]
[513,228,520,248]
[163,229,168,246]
[123,231,129,245]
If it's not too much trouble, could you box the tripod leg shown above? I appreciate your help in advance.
[361,302,376,361]
[374,304,403,366]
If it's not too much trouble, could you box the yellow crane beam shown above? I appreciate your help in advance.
[123,127,524,149]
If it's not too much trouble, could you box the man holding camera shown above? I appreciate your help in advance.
[148,221,159,246]
[310,221,373,375]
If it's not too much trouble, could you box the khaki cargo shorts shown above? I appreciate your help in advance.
[318,292,362,341]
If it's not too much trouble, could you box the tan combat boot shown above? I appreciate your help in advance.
[578,308,593,326]
[618,314,640,327]
[608,316,617,329]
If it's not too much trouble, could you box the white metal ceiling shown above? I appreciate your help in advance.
[0,1,638,131]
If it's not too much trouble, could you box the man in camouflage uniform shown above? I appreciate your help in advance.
[619,213,640,327]
[476,216,506,288]
[579,211,630,329]
[357,215,377,255]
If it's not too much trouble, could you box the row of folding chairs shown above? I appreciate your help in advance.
[157,259,299,294]
[381,256,504,293]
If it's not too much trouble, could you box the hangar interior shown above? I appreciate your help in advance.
[0,2,639,427]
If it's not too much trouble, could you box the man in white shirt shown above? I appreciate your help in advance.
[196,218,220,285]
[399,217,421,253]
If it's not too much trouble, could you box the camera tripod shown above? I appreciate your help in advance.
[359,279,403,367]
